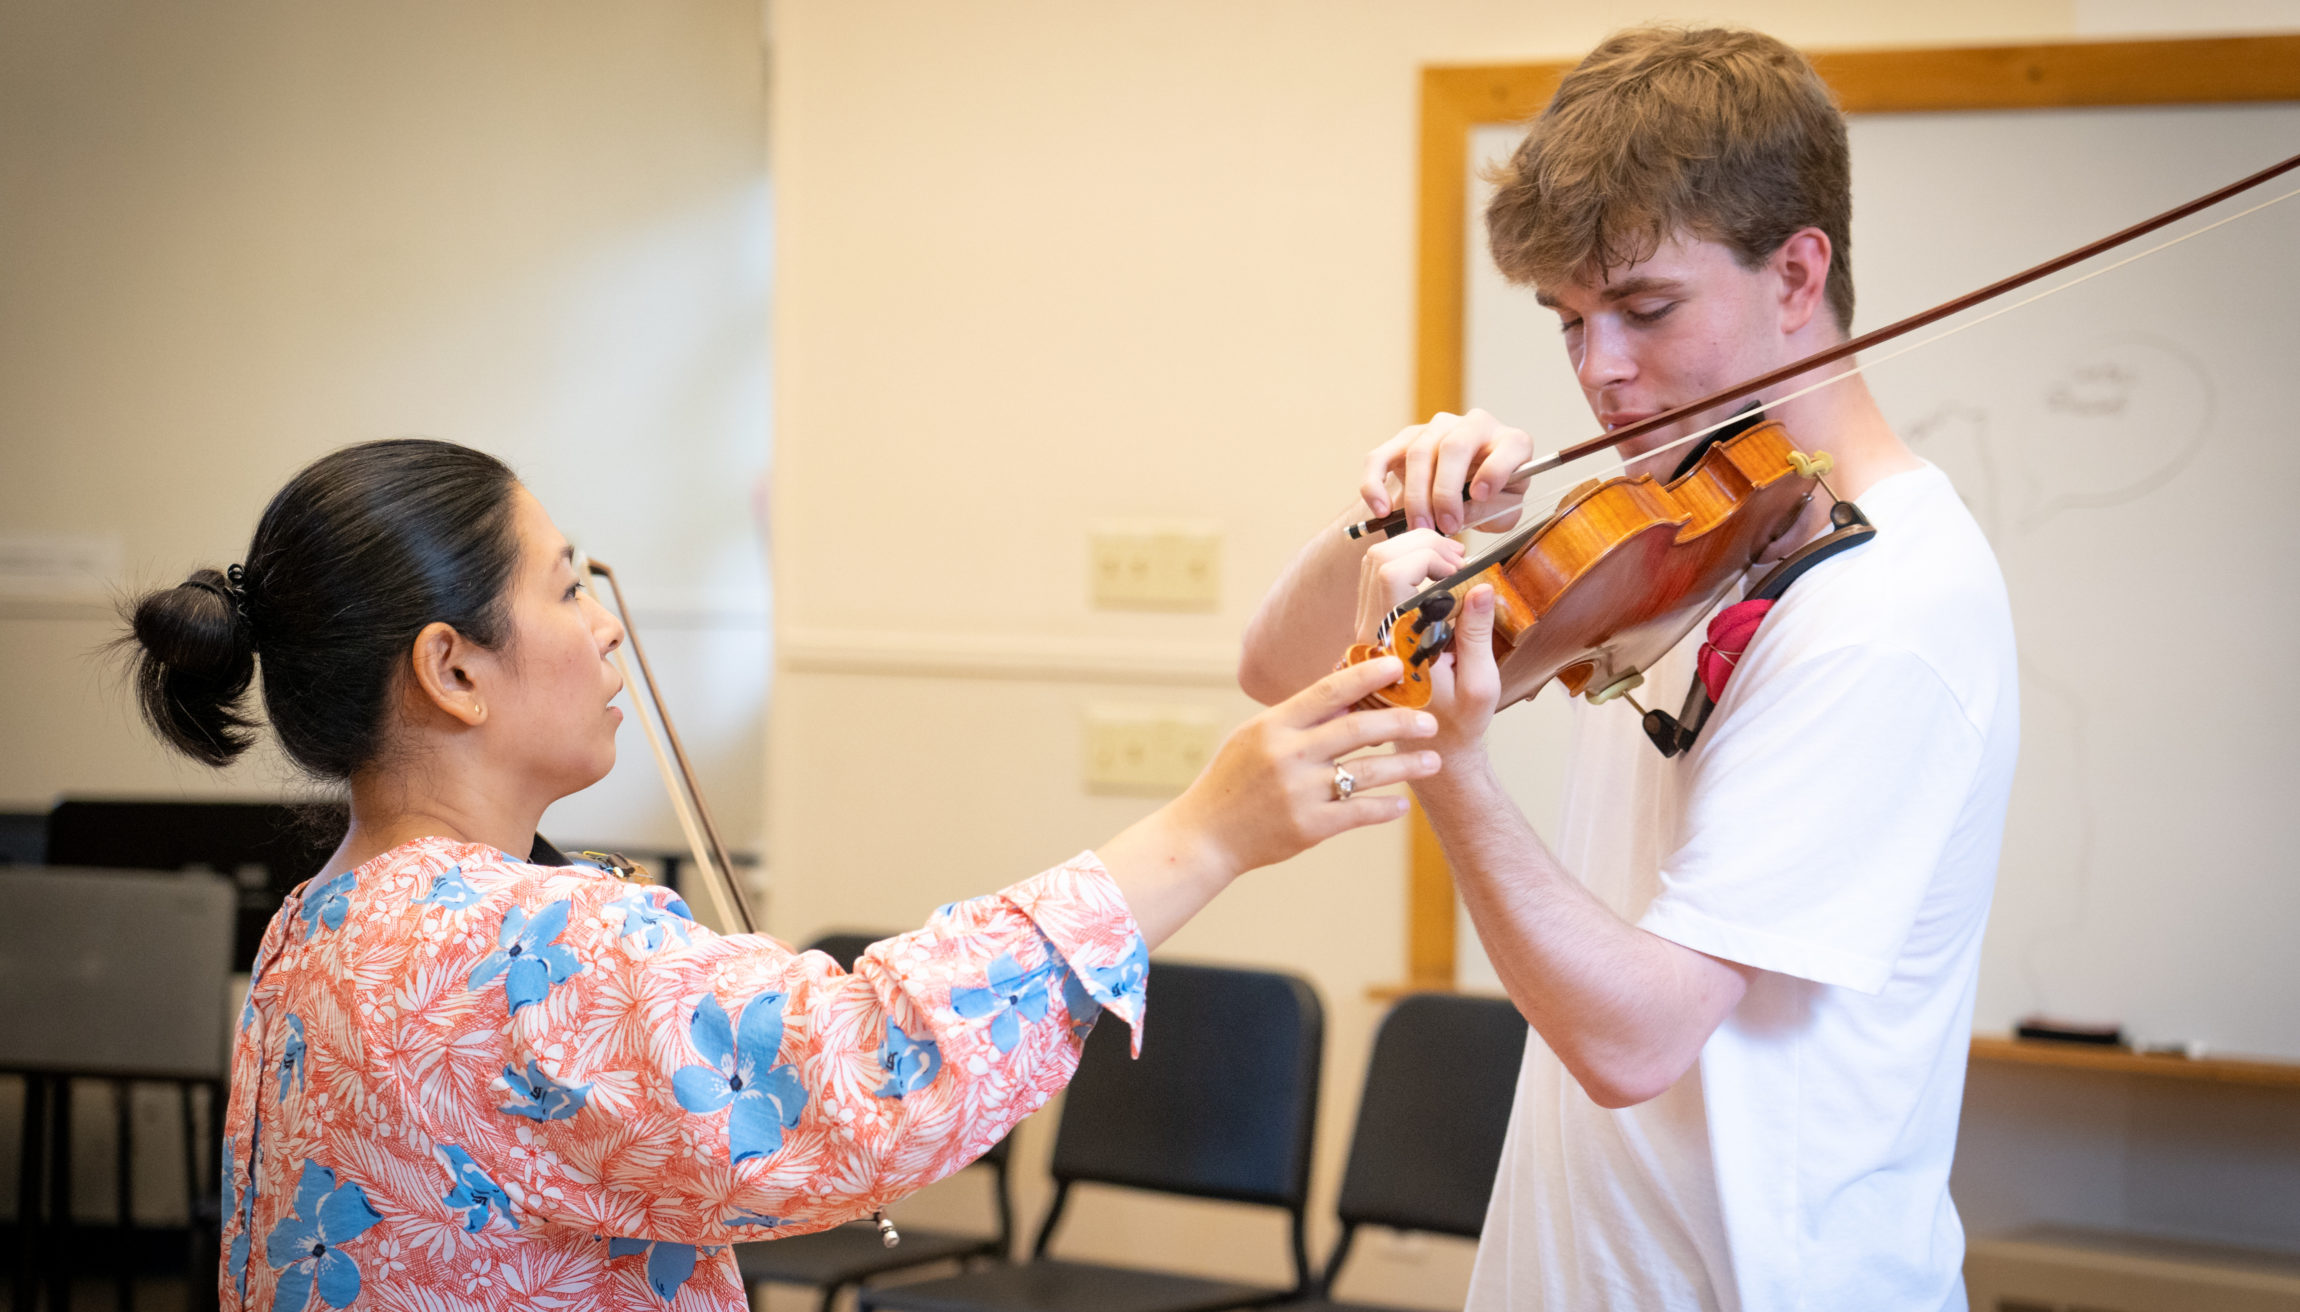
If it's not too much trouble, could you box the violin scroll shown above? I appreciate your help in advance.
[1344,565,1540,710]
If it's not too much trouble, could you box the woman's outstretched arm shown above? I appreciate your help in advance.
[212,660,1441,1283]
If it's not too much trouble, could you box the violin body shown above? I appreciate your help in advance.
[1348,420,1818,711]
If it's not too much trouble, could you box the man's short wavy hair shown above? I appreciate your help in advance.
[1486,26,1855,334]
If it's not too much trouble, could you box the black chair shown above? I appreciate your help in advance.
[736,932,1018,1312]
[29,798,337,1312]
[861,961,1325,1312]
[0,811,46,864]
[45,797,339,971]
[1,866,237,1312]
[1273,993,1527,1312]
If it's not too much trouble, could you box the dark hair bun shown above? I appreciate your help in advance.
[121,439,521,780]
[125,568,258,766]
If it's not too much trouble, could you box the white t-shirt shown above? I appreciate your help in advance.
[1464,462,2019,1312]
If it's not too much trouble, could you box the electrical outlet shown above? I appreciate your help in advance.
[1083,705,1221,795]
[1089,523,1221,611]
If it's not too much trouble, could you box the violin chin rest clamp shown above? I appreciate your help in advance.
[1643,708,1688,758]
[1587,671,1645,706]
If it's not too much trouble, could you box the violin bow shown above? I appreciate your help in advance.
[1348,149,2300,542]
[579,554,758,935]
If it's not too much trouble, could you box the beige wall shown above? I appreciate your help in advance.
[10,0,2296,1298]
[0,0,770,1231]
[764,2,2300,1305]
[0,0,772,855]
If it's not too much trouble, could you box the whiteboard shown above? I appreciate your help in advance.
[1457,104,2300,1060]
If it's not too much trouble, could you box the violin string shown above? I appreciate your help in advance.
[1376,181,2300,641]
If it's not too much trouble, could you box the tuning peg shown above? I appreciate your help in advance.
[1410,621,1454,668]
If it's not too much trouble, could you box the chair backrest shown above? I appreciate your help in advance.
[0,867,237,1079]
[1334,992,1526,1238]
[46,798,339,971]
[0,811,46,864]
[1046,959,1323,1223]
[46,797,337,877]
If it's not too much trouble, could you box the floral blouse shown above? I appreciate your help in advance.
[218,836,1146,1310]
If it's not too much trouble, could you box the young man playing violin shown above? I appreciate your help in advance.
[1241,27,2018,1312]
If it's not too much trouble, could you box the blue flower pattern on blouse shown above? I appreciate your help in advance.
[438,1144,518,1232]
[609,890,694,952]
[607,1237,717,1300]
[222,1120,260,1299]
[1053,949,1102,1040]
[299,871,357,941]
[873,1020,943,1098]
[1081,934,1149,1014]
[264,1159,383,1310]
[950,953,1050,1053]
[278,1015,307,1100]
[467,899,584,1017]
[672,990,808,1164]
[415,864,479,910]
[499,1058,590,1121]
[239,951,266,1035]
[222,842,1146,1299]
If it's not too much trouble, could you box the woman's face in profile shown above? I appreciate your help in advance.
[480,487,628,798]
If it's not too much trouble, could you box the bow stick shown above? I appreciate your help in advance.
[1348,149,2300,542]
[579,554,757,935]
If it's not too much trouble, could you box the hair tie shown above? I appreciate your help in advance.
[188,565,253,624]
[223,565,252,622]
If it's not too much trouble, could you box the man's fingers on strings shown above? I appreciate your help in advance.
[1363,527,1464,564]
[1376,555,1445,607]
[1366,530,1464,593]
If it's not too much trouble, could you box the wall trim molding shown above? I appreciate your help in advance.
[0,599,115,621]
[778,627,1240,687]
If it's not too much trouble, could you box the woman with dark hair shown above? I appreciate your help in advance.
[125,439,1438,1309]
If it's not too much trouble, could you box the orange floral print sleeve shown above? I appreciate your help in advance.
[219,836,1145,1309]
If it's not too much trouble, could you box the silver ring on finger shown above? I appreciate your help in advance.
[1332,762,1357,802]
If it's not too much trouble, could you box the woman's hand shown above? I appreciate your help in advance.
[1098,657,1441,947]
[1359,409,1536,537]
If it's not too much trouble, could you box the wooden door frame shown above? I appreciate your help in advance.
[1404,33,2300,992]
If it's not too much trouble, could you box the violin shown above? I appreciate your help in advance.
[1345,416,1833,713]
[1338,149,2300,716]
